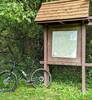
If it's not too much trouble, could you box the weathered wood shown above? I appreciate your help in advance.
[36,17,88,24]
[85,63,92,67]
[41,61,92,67]
[81,23,86,93]
[40,61,81,66]
[36,16,92,24]
[47,24,82,65]
[44,25,49,86]
[35,0,89,22]
[88,22,92,25]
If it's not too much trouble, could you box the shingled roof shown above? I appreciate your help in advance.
[35,0,89,23]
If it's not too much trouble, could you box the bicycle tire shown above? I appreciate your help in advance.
[0,70,18,92]
[31,68,52,88]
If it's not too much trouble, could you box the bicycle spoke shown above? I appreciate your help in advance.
[0,71,17,92]
[31,68,52,88]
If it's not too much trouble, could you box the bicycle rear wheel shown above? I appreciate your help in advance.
[0,70,17,92]
[31,68,52,88]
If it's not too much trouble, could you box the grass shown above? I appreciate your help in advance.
[0,82,92,100]
[0,66,92,100]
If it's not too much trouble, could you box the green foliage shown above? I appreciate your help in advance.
[0,68,91,100]
[89,0,92,16]
[0,1,92,98]
[0,0,56,72]
[0,0,43,70]
[86,26,92,63]
[86,25,92,87]
[51,66,81,83]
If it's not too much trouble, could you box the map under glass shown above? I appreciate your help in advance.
[52,31,77,58]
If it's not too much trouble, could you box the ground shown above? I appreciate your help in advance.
[0,66,92,100]
[0,82,92,100]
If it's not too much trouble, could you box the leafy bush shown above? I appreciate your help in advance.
[0,0,43,72]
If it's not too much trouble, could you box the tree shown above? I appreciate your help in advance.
[0,0,43,69]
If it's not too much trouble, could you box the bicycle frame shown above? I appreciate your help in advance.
[0,35,52,92]
[8,61,28,82]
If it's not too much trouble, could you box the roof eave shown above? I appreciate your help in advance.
[35,17,89,24]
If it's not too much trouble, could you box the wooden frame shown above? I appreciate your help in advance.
[81,23,86,93]
[41,22,90,93]
[43,25,50,85]
[47,24,82,65]
[39,17,92,93]
[39,21,92,94]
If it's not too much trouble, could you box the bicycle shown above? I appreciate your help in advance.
[0,35,52,92]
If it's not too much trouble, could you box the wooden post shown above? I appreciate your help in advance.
[44,25,49,86]
[81,23,86,93]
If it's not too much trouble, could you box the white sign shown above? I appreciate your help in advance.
[52,31,77,58]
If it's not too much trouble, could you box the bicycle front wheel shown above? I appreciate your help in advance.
[0,70,17,92]
[31,68,52,88]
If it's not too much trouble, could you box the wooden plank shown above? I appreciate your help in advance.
[41,0,88,10]
[36,13,88,22]
[81,23,86,93]
[88,22,92,25]
[42,0,82,5]
[35,0,89,22]
[85,63,92,67]
[88,20,92,25]
[44,26,48,70]
[36,17,88,24]
[44,25,49,86]
[40,61,92,68]
[41,62,92,67]
[39,5,88,13]
[40,61,81,66]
